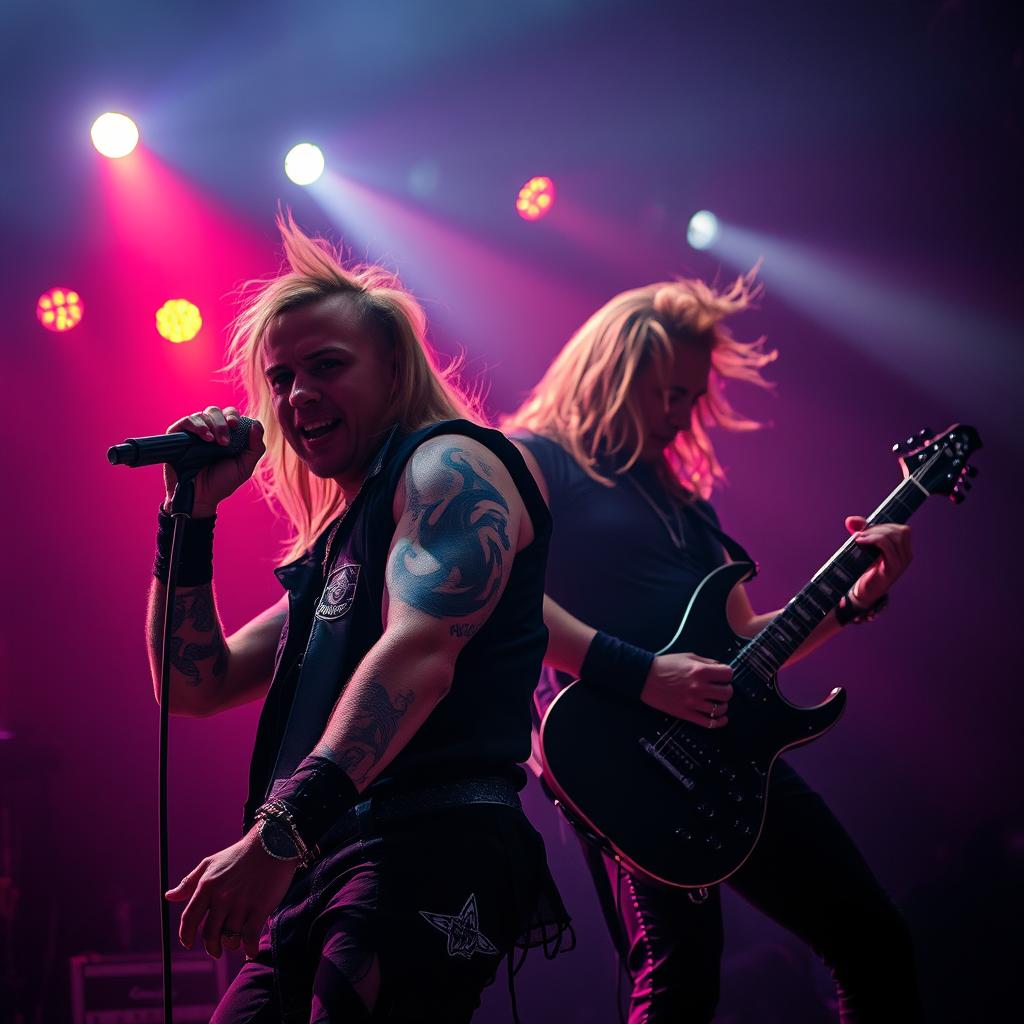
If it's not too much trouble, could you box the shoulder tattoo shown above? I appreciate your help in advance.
[389,445,512,619]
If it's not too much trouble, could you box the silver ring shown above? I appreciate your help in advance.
[709,705,717,720]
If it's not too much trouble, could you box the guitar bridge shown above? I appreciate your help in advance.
[640,738,696,790]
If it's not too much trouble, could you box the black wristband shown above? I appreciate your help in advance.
[580,630,655,701]
[153,507,216,586]
[836,590,889,626]
[262,755,359,864]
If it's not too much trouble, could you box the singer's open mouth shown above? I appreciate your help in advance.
[300,419,341,440]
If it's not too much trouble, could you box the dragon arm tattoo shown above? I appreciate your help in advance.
[388,445,512,620]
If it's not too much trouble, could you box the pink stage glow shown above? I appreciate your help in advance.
[36,287,83,331]
[92,146,270,388]
[309,169,590,395]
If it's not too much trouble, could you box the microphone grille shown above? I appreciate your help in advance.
[227,416,256,454]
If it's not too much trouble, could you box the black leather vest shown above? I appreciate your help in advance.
[242,420,551,830]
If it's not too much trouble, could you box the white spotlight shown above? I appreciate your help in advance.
[687,210,719,250]
[91,112,140,158]
[285,143,325,186]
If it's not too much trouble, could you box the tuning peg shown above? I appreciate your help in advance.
[967,465,979,478]
[906,436,916,447]
[918,426,933,438]
[892,441,903,453]
[951,491,965,504]
[961,481,972,492]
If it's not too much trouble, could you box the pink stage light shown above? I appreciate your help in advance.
[156,298,202,343]
[516,176,556,221]
[36,288,83,332]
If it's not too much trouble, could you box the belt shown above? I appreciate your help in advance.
[320,776,522,850]
[365,776,521,824]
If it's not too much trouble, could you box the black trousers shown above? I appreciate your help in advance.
[213,800,566,1023]
[582,761,924,1023]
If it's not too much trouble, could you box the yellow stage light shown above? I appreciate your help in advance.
[156,299,202,343]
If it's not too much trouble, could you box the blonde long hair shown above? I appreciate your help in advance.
[503,272,776,499]
[225,214,482,563]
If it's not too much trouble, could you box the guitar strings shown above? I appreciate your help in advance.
[649,451,942,765]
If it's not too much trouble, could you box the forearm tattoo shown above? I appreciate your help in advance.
[168,635,227,684]
[166,588,227,686]
[389,446,511,619]
[316,680,415,783]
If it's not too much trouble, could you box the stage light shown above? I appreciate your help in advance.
[285,143,325,186]
[516,176,556,221]
[687,210,719,250]
[91,112,140,158]
[36,288,83,332]
[156,299,202,343]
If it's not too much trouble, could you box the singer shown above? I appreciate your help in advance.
[144,215,570,1022]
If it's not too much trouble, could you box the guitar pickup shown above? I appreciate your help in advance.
[640,739,696,790]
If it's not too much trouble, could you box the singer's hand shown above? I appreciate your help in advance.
[166,828,297,960]
[163,406,266,517]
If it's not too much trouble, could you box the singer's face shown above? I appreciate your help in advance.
[263,293,397,492]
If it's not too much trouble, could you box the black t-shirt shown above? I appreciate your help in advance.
[243,420,551,829]
[513,432,726,714]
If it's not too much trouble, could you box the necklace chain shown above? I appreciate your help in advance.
[624,473,686,550]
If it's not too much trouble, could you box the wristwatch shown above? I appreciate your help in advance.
[257,817,301,861]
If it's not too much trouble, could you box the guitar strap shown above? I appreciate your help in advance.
[686,503,759,579]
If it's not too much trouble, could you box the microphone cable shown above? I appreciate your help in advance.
[156,476,197,1024]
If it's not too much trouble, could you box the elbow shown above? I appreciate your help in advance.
[154,689,223,718]
[421,654,456,704]
[180,698,223,718]
[376,626,456,704]
[407,645,457,704]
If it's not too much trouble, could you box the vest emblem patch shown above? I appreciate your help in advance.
[316,563,361,620]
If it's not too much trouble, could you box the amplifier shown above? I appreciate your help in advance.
[69,952,229,1023]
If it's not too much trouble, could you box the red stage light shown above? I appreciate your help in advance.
[516,176,556,221]
[156,299,202,343]
[36,288,83,332]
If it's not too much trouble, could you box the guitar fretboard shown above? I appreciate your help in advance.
[735,474,930,679]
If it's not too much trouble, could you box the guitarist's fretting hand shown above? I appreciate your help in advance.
[641,654,733,728]
[844,516,913,608]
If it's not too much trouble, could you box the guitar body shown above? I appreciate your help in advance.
[540,423,981,889]
[540,561,847,889]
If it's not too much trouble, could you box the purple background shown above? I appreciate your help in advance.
[2,1,1021,1020]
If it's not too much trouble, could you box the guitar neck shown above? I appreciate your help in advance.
[738,474,930,676]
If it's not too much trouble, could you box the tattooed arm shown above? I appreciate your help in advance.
[145,581,286,717]
[163,437,534,960]
[313,435,533,787]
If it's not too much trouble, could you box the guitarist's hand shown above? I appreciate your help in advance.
[641,653,733,728]
[845,516,913,607]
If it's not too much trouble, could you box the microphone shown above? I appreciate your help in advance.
[107,416,257,475]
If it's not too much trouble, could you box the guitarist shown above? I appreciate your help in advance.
[504,275,922,1022]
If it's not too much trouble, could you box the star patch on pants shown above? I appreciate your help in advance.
[418,893,499,959]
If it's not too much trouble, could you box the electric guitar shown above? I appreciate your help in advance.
[540,424,981,889]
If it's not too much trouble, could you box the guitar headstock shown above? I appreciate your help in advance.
[893,424,982,503]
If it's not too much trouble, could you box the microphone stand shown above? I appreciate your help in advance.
[157,473,196,1024]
